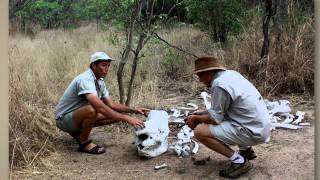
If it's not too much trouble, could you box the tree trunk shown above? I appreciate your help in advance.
[117,22,134,104]
[273,0,288,54]
[117,1,142,104]
[125,34,145,106]
[261,0,275,59]
[125,0,154,106]
[117,48,129,104]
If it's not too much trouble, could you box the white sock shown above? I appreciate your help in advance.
[229,152,245,164]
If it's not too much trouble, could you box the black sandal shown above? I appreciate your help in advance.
[77,140,106,154]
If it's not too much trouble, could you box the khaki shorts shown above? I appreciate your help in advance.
[56,112,81,133]
[209,121,260,147]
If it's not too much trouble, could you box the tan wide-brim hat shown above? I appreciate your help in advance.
[194,57,227,73]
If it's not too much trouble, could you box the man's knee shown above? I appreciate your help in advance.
[86,106,98,120]
[194,124,211,139]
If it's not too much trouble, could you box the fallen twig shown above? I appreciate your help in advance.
[27,136,49,167]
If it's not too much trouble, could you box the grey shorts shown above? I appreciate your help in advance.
[56,112,81,133]
[209,121,260,147]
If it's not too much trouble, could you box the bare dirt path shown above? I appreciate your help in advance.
[13,95,314,180]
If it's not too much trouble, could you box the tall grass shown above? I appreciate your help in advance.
[9,16,314,171]
[227,17,314,97]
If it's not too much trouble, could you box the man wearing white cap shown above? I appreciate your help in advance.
[55,52,149,154]
[186,57,271,178]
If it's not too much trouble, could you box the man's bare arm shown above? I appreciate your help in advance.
[85,94,144,128]
[102,96,149,116]
[186,114,218,130]
[192,110,209,115]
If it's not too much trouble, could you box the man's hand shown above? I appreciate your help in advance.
[186,115,200,130]
[192,110,208,115]
[134,107,150,117]
[126,117,145,128]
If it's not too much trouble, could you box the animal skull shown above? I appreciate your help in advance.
[134,110,169,158]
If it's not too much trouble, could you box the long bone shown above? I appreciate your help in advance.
[170,103,199,122]
[191,140,199,154]
[200,91,211,109]
[271,123,303,129]
[187,103,198,110]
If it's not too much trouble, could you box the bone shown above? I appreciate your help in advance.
[298,122,311,126]
[200,91,211,109]
[270,116,281,124]
[191,140,199,154]
[265,99,291,116]
[176,107,197,111]
[271,123,303,130]
[170,125,195,156]
[171,108,182,117]
[264,99,306,130]
[182,146,190,156]
[168,117,185,125]
[184,110,190,117]
[280,113,294,124]
[135,110,169,158]
[292,111,305,125]
[187,103,199,110]
[154,163,167,170]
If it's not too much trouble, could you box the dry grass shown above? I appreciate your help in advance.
[226,17,314,97]
[9,16,314,173]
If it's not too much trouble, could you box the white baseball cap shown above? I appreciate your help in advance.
[90,52,113,63]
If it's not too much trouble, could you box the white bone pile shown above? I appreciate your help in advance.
[134,106,200,158]
[264,100,307,130]
[168,125,198,156]
[167,102,200,157]
[134,92,308,158]
[168,103,198,124]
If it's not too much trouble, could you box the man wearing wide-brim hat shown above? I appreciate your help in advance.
[55,52,150,155]
[186,57,271,178]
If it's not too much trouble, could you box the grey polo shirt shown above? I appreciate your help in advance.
[55,68,109,119]
[207,70,271,140]
[208,86,231,123]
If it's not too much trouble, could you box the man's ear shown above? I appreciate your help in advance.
[91,63,96,70]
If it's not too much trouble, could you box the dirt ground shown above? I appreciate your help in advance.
[12,94,314,180]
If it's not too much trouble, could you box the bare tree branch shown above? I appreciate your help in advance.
[153,32,198,58]
[165,0,185,21]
